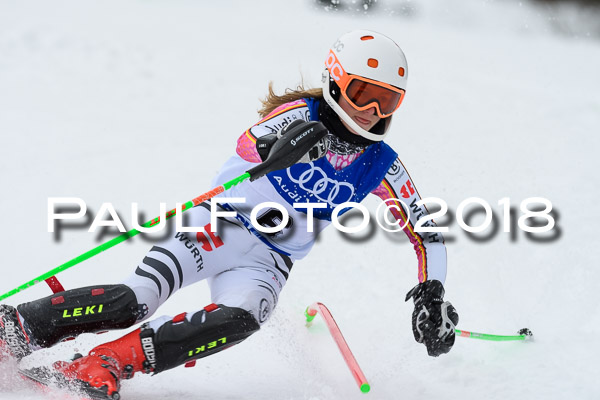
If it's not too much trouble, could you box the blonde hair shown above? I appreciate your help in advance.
[258,81,323,118]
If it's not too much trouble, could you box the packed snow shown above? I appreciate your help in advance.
[1,0,599,399]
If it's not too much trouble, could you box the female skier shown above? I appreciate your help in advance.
[0,30,458,399]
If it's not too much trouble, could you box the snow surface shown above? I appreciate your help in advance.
[1,0,599,399]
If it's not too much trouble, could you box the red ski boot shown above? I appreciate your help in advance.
[20,327,152,400]
[0,304,34,361]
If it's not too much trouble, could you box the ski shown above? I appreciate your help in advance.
[18,363,120,400]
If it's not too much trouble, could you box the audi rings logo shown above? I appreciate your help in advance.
[287,162,355,206]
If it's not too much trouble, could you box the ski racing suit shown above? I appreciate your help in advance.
[121,97,447,328]
[11,97,447,376]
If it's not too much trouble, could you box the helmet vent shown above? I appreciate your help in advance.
[367,58,379,68]
[398,67,405,77]
[360,35,374,41]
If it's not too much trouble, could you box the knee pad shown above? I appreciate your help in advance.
[143,304,260,373]
[17,284,140,347]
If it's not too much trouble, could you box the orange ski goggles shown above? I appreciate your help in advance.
[325,50,406,118]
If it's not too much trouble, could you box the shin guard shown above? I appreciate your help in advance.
[17,284,139,347]
[145,304,260,373]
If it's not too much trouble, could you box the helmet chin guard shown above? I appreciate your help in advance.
[322,30,408,142]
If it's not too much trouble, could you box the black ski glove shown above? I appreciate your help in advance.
[256,120,329,163]
[405,280,459,357]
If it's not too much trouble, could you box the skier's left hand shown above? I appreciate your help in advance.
[405,280,459,357]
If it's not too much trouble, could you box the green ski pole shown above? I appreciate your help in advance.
[0,121,328,301]
[456,328,533,341]
[0,173,250,301]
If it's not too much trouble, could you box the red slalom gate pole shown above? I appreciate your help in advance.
[305,302,370,394]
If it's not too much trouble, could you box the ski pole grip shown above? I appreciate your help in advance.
[246,121,328,181]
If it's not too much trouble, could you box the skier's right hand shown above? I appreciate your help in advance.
[256,120,329,163]
[405,280,459,357]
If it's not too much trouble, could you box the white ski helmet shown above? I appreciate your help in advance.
[322,30,408,141]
